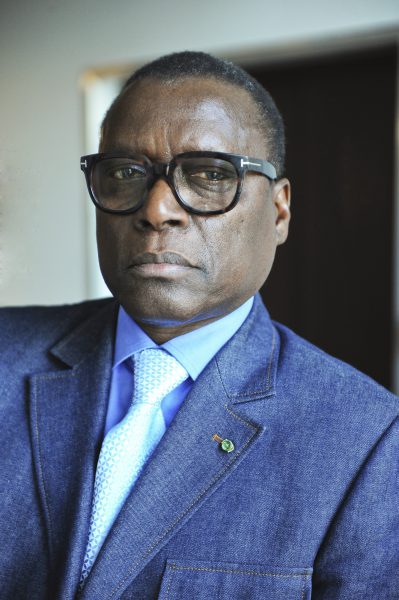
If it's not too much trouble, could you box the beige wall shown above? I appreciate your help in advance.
[1,0,398,306]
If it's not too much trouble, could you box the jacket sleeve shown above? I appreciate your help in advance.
[312,416,399,600]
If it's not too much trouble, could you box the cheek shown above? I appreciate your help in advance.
[96,217,112,263]
[238,218,274,274]
[96,214,127,275]
[236,213,276,285]
[203,203,277,295]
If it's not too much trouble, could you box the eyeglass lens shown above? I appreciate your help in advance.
[90,156,239,213]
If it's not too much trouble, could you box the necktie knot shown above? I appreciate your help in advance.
[130,348,188,406]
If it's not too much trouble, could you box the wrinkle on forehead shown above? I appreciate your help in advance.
[102,77,266,158]
[121,77,255,123]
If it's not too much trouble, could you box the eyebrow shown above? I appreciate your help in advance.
[101,146,139,155]
[100,145,232,157]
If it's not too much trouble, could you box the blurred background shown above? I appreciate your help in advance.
[1,0,398,391]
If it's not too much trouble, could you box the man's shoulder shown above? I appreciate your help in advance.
[272,318,399,413]
[0,297,113,335]
[0,298,115,366]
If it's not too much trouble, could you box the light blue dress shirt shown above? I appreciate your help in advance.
[104,297,254,436]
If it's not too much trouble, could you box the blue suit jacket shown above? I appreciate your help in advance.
[0,295,398,599]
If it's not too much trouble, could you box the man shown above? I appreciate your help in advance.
[0,51,398,599]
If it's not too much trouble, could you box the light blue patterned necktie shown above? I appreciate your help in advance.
[79,348,188,589]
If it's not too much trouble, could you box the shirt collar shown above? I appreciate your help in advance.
[113,297,254,381]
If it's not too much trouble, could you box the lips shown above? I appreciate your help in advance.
[130,252,194,268]
[128,252,196,278]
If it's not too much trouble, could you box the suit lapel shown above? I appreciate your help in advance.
[81,296,278,598]
[28,302,117,599]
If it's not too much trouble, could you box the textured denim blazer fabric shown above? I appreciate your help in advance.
[0,295,398,599]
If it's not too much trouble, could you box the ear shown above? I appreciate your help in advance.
[272,178,291,246]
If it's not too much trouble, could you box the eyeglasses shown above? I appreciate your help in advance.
[80,151,277,216]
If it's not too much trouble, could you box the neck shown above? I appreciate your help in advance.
[136,314,227,344]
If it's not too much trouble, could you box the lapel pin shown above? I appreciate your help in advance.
[212,434,235,453]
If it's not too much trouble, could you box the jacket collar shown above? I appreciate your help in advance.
[50,300,118,368]
[49,294,277,397]
[214,293,278,402]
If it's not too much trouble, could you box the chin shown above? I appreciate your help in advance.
[119,293,201,327]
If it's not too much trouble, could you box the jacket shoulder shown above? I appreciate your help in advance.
[273,320,399,413]
[0,298,115,367]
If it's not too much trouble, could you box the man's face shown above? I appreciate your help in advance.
[97,77,290,338]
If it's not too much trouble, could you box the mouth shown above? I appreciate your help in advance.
[128,252,196,277]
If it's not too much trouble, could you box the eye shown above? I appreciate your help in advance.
[175,157,238,197]
[183,163,236,183]
[112,166,144,180]
[193,169,228,181]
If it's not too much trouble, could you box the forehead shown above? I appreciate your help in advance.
[102,77,266,157]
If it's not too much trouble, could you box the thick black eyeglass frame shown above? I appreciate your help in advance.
[80,151,277,216]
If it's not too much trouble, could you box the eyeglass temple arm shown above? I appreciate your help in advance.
[240,157,277,180]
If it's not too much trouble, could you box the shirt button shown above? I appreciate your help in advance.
[221,439,235,453]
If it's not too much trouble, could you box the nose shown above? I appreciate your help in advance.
[133,177,190,232]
